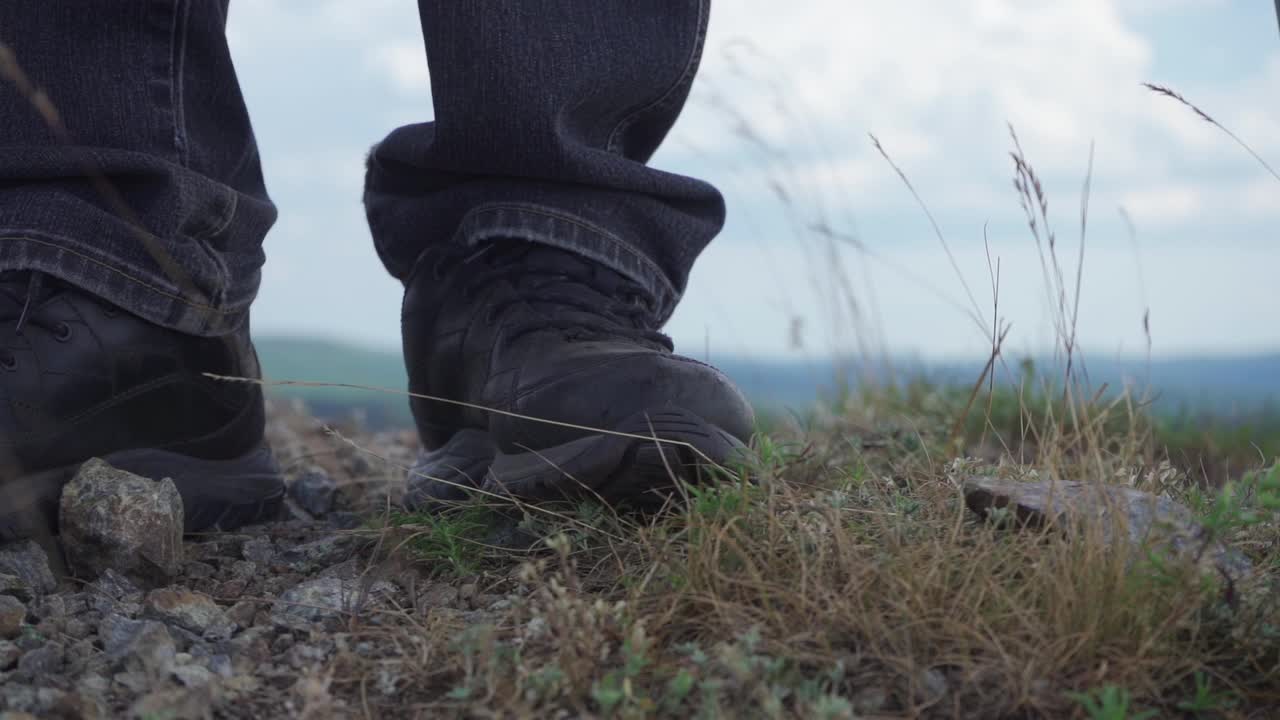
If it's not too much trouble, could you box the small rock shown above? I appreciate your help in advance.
[143,588,231,638]
[963,477,1254,585]
[0,685,66,717]
[183,561,216,580]
[60,459,184,585]
[64,618,93,640]
[287,642,331,669]
[122,622,176,677]
[128,685,217,720]
[277,535,356,573]
[0,596,25,639]
[16,642,63,677]
[78,673,110,695]
[0,639,19,670]
[98,615,176,676]
[241,538,274,565]
[171,663,215,688]
[0,541,56,595]
[270,576,394,631]
[914,668,949,704]
[852,686,889,714]
[98,614,145,655]
[0,573,33,602]
[290,466,337,516]
[226,600,258,630]
[418,584,459,609]
[90,569,142,605]
[213,579,248,600]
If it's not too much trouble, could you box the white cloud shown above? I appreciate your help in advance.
[366,44,431,98]
[225,1,1280,358]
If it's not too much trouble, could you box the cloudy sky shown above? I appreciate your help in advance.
[230,0,1279,362]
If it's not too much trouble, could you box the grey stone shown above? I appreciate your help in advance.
[98,614,177,677]
[226,600,258,630]
[121,622,176,677]
[77,673,110,695]
[60,459,184,585]
[183,561,216,580]
[0,685,67,716]
[270,576,394,631]
[290,466,337,516]
[964,477,1255,584]
[0,640,19,670]
[0,574,33,603]
[94,568,142,599]
[241,538,274,565]
[28,595,64,623]
[15,642,63,677]
[277,535,356,573]
[0,541,56,596]
[171,663,215,688]
[128,685,218,720]
[0,596,25,639]
[64,618,93,640]
[143,588,232,639]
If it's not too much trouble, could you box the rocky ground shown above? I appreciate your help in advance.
[0,400,478,719]
[1,397,1276,719]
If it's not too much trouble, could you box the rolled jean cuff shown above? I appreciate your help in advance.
[0,232,248,336]
[454,202,681,324]
[0,187,267,337]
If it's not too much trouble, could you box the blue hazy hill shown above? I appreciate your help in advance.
[254,336,1280,428]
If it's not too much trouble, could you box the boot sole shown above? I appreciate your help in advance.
[0,445,285,541]
[407,407,750,509]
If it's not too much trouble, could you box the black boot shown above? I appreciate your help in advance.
[0,272,284,539]
[400,242,754,508]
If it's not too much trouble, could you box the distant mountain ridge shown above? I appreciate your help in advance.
[254,336,1280,429]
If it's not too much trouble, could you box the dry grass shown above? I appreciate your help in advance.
[334,388,1277,719]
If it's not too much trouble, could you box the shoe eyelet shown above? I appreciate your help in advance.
[0,356,15,371]
[54,322,73,342]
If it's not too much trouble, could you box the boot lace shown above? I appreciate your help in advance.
[0,271,75,371]
[425,242,673,351]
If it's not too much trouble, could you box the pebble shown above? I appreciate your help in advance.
[290,466,337,516]
[0,596,25,639]
[142,588,232,639]
[0,541,56,596]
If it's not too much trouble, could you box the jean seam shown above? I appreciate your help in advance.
[604,0,710,154]
[457,202,674,297]
[0,233,227,315]
[171,0,191,165]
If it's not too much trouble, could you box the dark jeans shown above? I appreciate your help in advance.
[0,1,723,337]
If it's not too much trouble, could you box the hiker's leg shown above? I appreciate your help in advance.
[0,1,273,336]
[364,0,722,324]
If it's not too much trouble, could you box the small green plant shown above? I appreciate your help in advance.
[1176,672,1238,718]
[1194,463,1280,559]
[687,481,754,520]
[391,504,497,576]
[1066,685,1158,720]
